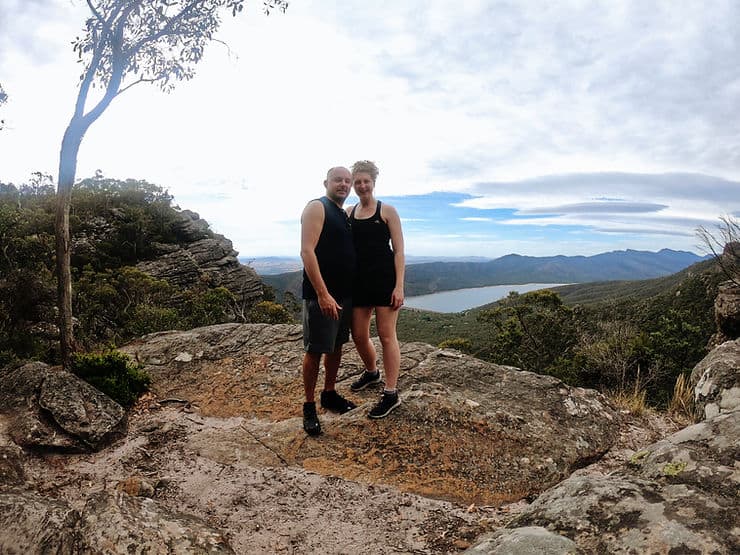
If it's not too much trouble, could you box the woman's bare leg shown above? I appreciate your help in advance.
[375,306,400,390]
[351,307,377,372]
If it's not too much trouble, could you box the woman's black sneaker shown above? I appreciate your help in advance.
[368,391,401,419]
[303,402,321,436]
[350,371,382,392]
[320,390,357,414]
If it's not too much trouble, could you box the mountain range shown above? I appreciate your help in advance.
[240,255,492,275]
[262,248,710,299]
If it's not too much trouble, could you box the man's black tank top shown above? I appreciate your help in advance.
[302,197,356,300]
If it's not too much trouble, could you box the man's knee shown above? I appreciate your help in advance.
[303,351,322,368]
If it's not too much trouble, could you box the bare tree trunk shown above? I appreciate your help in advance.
[56,120,85,368]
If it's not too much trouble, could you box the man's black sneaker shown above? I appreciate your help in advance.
[303,402,321,436]
[350,371,382,392]
[320,390,357,414]
[368,391,401,419]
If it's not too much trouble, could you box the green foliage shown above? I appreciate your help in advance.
[0,266,57,361]
[477,290,580,381]
[438,337,473,353]
[71,174,191,268]
[0,175,252,362]
[248,301,294,324]
[71,350,151,407]
[74,265,180,345]
[179,286,236,328]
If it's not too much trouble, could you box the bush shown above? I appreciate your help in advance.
[71,350,151,407]
[125,305,181,337]
[438,337,473,353]
[248,300,294,324]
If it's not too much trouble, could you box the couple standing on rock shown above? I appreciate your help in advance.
[300,161,405,436]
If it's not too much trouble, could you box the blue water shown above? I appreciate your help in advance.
[404,283,568,313]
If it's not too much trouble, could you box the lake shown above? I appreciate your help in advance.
[404,283,568,313]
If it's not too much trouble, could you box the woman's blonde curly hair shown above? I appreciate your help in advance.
[351,160,379,182]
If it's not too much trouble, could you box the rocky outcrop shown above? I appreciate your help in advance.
[135,210,263,309]
[464,526,578,554]
[0,362,125,452]
[491,408,739,554]
[466,337,740,554]
[691,338,740,420]
[0,490,234,553]
[121,323,620,505]
[77,490,234,553]
[4,322,737,552]
[713,280,740,343]
[0,491,81,553]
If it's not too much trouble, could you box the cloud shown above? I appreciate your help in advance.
[461,173,740,210]
[518,201,668,215]
[2,1,740,258]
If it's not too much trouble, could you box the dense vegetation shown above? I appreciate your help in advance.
[0,174,287,367]
[399,260,723,407]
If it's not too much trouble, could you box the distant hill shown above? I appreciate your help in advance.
[548,257,718,306]
[403,249,709,296]
[239,257,303,275]
[263,249,709,299]
[241,255,492,276]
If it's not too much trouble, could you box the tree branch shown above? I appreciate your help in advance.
[118,76,161,95]
[128,0,204,57]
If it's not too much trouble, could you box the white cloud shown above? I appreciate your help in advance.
[1,1,740,256]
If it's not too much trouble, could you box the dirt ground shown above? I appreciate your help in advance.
[19,354,684,554]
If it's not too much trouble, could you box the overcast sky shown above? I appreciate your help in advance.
[1,0,739,258]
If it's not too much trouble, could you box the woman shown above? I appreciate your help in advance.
[347,160,405,418]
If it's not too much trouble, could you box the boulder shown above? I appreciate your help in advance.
[0,444,26,489]
[629,409,740,499]
[714,280,740,340]
[76,490,234,553]
[507,474,735,554]
[477,408,740,554]
[691,338,740,420]
[0,490,234,553]
[0,490,80,553]
[463,526,578,554]
[0,362,125,452]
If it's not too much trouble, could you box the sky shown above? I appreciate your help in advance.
[1,0,740,258]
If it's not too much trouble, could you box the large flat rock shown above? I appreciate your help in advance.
[121,323,620,505]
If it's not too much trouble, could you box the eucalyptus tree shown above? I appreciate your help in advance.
[56,0,287,366]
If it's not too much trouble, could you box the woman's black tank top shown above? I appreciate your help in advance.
[349,200,393,273]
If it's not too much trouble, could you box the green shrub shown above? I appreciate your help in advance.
[71,350,151,407]
[180,286,235,328]
[248,300,294,324]
[125,305,180,337]
[437,337,473,352]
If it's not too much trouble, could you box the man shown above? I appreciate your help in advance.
[300,166,357,436]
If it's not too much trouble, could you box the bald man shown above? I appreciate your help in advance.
[299,166,357,436]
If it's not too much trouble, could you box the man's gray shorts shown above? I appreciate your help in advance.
[303,297,352,353]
